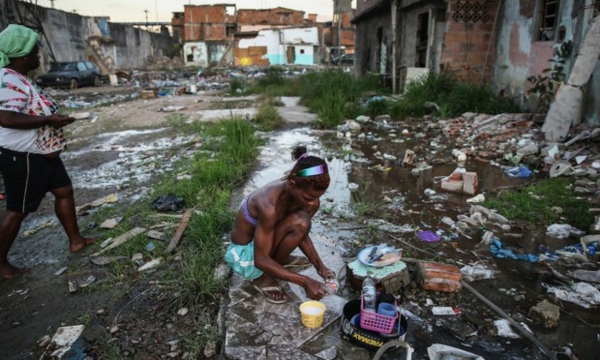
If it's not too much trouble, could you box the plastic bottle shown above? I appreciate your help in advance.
[362,274,376,313]
[325,278,339,295]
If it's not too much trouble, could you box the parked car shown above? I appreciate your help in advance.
[332,53,354,66]
[36,61,100,89]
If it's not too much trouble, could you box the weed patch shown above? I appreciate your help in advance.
[299,70,384,128]
[483,178,594,230]
[254,104,283,131]
[391,72,519,120]
[248,67,301,97]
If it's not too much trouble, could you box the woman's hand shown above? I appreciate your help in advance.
[318,266,336,281]
[46,114,75,128]
[303,277,328,300]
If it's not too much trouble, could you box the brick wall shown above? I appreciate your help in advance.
[237,7,305,26]
[440,0,500,82]
[183,5,228,42]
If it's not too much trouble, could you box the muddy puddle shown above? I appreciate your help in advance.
[238,125,599,359]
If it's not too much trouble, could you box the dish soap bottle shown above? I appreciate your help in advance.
[362,273,376,313]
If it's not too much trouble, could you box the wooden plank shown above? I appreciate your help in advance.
[165,209,193,254]
[91,227,146,257]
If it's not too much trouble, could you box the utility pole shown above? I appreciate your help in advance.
[392,0,397,94]
[337,0,342,66]
[49,0,55,9]
[144,10,149,28]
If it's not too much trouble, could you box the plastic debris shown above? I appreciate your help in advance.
[151,194,185,212]
[460,264,496,282]
[504,165,532,178]
[466,194,485,203]
[489,239,538,262]
[544,282,600,308]
[427,344,484,360]
[417,230,441,243]
[494,319,522,338]
[546,224,584,239]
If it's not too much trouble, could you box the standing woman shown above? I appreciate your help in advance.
[0,24,95,279]
[225,146,335,304]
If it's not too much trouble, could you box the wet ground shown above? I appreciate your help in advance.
[0,87,598,359]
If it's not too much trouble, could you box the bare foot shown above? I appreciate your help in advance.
[252,275,289,304]
[0,263,31,279]
[69,237,98,252]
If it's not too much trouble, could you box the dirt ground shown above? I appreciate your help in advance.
[1,82,599,360]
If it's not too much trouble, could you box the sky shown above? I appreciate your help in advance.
[42,0,347,23]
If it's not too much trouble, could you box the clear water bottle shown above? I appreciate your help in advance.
[362,274,376,313]
[325,278,339,295]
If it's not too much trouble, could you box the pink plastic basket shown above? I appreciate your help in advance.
[359,296,398,334]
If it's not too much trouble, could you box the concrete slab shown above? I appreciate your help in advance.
[278,97,317,123]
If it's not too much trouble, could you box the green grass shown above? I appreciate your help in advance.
[254,104,283,131]
[483,178,594,230]
[247,67,301,97]
[299,70,384,128]
[84,118,261,300]
[390,72,520,120]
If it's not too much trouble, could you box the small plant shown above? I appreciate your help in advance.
[253,104,283,130]
[527,40,573,113]
[366,98,389,118]
[228,78,246,96]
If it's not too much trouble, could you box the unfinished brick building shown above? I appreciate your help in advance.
[237,7,305,26]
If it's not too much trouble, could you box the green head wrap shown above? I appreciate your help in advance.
[0,24,40,68]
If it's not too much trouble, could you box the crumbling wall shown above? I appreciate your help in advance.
[354,10,392,75]
[109,23,172,70]
[493,0,574,106]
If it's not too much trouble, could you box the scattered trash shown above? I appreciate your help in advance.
[441,168,478,195]
[99,237,114,249]
[91,227,146,257]
[48,325,86,359]
[546,224,584,239]
[90,256,128,266]
[427,344,484,360]
[22,220,55,237]
[549,161,572,178]
[76,193,119,214]
[416,262,462,293]
[138,258,163,272]
[368,219,414,234]
[165,209,193,254]
[417,230,440,243]
[99,217,120,229]
[544,282,600,309]
[147,230,165,241]
[490,239,538,262]
[460,264,496,282]
[145,242,156,252]
[431,307,458,315]
[494,319,522,338]
[151,194,185,212]
[504,165,532,178]
[54,267,68,276]
[402,149,416,166]
[567,269,600,283]
[466,194,485,203]
[177,307,189,316]
[159,105,187,112]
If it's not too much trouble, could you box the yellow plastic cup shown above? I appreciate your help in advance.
[299,301,327,328]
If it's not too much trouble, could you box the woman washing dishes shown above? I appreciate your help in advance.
[0,25,95,279]
[225,146,335,303]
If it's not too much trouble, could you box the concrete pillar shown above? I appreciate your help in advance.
[543,15,600,141]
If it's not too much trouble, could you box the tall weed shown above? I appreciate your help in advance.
[299,70,383,127]
[392,72,519,119]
